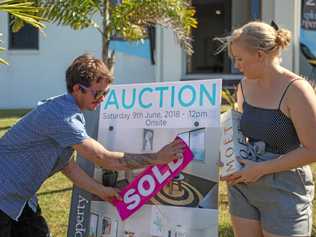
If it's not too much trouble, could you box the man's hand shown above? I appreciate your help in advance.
[96,185,122,203]
[152,138,185,165]
[62,160,122,204]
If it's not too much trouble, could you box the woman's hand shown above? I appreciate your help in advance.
[221,158,266,185]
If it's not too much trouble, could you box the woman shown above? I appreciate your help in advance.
[221,21,316,237]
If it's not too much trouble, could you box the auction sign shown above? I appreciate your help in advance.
[99,80,221,129]
[68,79,221,237]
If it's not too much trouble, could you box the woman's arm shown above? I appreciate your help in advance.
[225,79,316,184]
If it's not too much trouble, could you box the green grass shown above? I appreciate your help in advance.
[0,109,31,118]
[1,109,316,237]
[37,173,72,237]
[0,109,30,137]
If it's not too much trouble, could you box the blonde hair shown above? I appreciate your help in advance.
[215,21,291,57]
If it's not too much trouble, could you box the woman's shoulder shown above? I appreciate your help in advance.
[284,76,316,108]
[286,76,314,94]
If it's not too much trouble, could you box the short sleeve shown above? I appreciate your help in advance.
[48,113,89,148]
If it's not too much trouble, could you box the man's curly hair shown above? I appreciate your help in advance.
[66,54,113,93]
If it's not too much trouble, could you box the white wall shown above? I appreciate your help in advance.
[113,52,155,85]
[0,13,155,109]
[231,0,251,29]
[155,27,182,82]
[261,0,301,73]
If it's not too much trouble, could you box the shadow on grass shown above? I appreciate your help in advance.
[0,109,30,119]
[37,187,72,196]
[0,126,11,130]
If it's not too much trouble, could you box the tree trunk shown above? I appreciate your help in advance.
[102,0,115,73]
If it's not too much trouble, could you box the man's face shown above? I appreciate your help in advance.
[74,79,111,111]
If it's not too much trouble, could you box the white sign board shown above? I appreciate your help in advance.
[99,79,221,129]
[87,80,222,237]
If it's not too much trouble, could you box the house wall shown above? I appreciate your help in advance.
[155,27,182,83]
[261,0,301,74]
[0,1,304,109]
[157,0,302,83]
[231,0,251,29]
[0,13,154,109]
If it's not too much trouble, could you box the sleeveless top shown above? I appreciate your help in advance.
[240,79,300,154]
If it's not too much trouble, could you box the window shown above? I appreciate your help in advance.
[186,0,260,74]
[8,14,39,50]
[178,128,205,161]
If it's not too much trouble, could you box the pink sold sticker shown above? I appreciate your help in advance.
[112,137,193,220]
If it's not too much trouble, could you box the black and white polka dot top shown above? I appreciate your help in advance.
[239,79,300,154]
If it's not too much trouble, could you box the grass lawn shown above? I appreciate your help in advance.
[1,109,316,237]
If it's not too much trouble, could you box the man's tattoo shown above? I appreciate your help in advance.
[119,153,157,169]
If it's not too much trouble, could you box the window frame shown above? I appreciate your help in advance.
[8,14,39,50]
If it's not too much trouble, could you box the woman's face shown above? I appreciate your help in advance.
[230,41,263,80]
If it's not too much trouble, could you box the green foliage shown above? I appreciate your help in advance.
[38,0,99,30]
[38,172,72,237]
[110,0,197,54]
[0,0,45,64]
[37,0,197,66]
[0,33,8,65]
[222,88,237,110]
[0,0,45,31]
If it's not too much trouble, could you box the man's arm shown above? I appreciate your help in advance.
[62,159,121,202]
[73,137,184,171]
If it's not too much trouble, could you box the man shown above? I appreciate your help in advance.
[0,54,184,236]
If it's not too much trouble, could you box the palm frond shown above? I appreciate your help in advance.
[110,0,197,55]
[222,89,237,108]
[0,33,8,65]
[37,0,196,55]
[0,0,45,64]
[38,0,99,30]
[0,58,9,65]
[0,0,46,30]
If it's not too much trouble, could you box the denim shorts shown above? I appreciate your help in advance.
[229,151,314,236]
